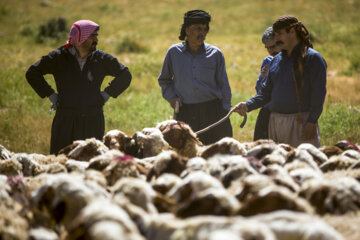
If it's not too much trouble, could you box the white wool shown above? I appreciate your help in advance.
[112,177,157,214]
[68,138,109,160]
[252,210,344,240]
[168,171,223,202]
[134,127,169,157]
[341,149,360,160]
[298,143,328,165]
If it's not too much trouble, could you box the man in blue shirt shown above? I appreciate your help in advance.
[253,27,281,141]
[235,15,327,147]
[158,10,233,145]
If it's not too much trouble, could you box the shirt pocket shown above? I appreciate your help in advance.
[196,64,216,87]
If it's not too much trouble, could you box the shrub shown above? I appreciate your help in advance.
[115,36,148,54]
[36,17,67,43]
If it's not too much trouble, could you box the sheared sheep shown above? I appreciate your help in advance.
[58,138,109,161]
[102,155,143,186]
[146,150,188,181]
[252,210,344,240]
[0,144,13,160]
[112,177,158,214]
[132,127,169,158]
[200,137,247,159]
[299,176,360,214]
[67,199,145,240]
[30,173,110,231]
[237,184,313,216]
[87,149,124,171]
[320,154,358,172]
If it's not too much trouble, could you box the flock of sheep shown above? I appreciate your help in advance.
[1,119,360,240]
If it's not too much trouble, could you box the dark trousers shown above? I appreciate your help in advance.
[50,108,105,154]
[176,99,233,145]
[253,107,270,141]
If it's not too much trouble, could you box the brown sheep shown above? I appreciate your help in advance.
[157,120,203,158]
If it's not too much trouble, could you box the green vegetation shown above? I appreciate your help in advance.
[0,0,359,154]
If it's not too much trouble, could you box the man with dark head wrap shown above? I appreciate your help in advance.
[235,15,327,147]
[26,20,132,154]
[158,10,233,145]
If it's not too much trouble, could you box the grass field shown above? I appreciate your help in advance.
[0,0,359,154]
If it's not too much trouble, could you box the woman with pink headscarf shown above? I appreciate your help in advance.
[26,20,132,154]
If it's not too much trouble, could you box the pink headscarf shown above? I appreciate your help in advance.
[65,20,99,48]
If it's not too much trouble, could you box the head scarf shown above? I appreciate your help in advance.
[65,20,99,48]
[179,10,211,40]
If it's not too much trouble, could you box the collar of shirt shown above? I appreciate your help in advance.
[69,46,91,70]
[183,41,206,54]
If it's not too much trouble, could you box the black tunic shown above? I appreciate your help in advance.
[26,46,131,154]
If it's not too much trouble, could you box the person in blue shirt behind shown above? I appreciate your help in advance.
[158,10,233,145]
[253,26,281,141]
[235,15,327,147]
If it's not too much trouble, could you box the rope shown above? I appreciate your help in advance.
[195,106,247,135]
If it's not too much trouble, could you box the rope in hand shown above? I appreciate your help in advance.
[195,105,247,135]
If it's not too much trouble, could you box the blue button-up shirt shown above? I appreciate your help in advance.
[247,45,327,123]
[158,42,232,110]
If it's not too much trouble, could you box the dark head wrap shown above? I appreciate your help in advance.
[179,10,211,40]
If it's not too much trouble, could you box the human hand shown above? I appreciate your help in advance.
[260,64,269,79]
[302,122,317,140]
[234,102,248,116]
[170,97,182,112]
[49,93,58,111]
[101,91,110,103]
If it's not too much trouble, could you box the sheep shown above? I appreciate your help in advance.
[286,148,321,171]
[131,127,170,158]
[220,155,259,188]
[87,149,124,171]
[156,120,203,158]
[200,137,247,159]
[103,129,134,152]
[251,210,344,240]
[30,173,110,231]
[152,173,182,195]
[320,154,358,172]
[297,143,329,165]
[112,177,158,214]
[237,184,313,216]
[0,144,13,160]
[170,215,276,240]
[65,159,89,173]
[58,138,109,161]
[66,199,145,240]
[299,176,360,214]
[167,171,224,204]
[102,155,143,186]
[0,203,29,240]
[262,164,300,192]
[146,150,188,181]
[0,158,22,176]
[174,187,240,218]
[28,227,59,240]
